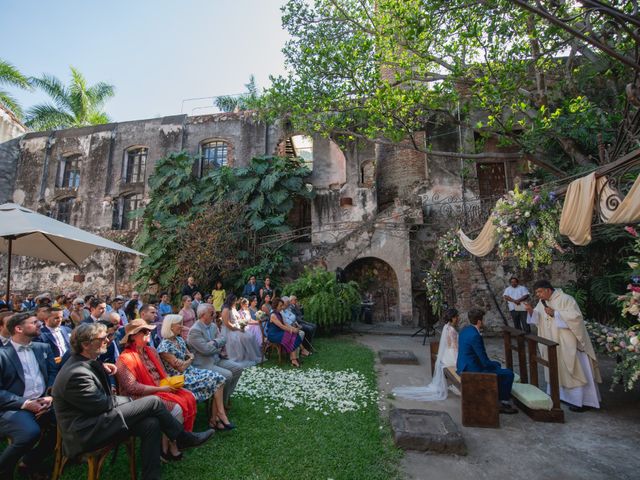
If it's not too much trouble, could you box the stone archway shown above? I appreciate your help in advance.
[344,257,399,323]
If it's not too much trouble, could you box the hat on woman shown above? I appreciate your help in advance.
[120,318,156,344]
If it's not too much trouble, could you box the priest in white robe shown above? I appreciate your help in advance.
[525,280,602,412]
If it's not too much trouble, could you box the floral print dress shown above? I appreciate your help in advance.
[157,336,226,402]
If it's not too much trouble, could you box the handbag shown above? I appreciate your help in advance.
[159,375,185,389]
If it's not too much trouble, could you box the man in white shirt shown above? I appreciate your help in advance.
[0,313,58,479]
[503,276,530,333]
[36,307,72,368]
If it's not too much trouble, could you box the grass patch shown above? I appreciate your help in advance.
[58,337,401,479]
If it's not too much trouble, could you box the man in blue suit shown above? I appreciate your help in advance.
[457,308,517,414]
[34,307,71,370]
[0,313,58,479]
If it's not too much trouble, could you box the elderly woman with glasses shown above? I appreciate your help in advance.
[116,319,197,461]
[157,314,234,431]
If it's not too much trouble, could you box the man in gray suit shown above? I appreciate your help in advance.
[188,303,243,405]
[52,323,213,480]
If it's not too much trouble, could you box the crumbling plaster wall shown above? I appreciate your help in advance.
[0,113,283,297]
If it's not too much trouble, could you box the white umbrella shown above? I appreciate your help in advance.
[0,203,144,299]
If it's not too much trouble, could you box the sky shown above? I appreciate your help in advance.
[0,0,290,122]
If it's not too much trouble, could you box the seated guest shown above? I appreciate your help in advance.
[220,294,262,367]
[110,295,127,325]
[140,304,162,347]
[181,277,199,299]
[178,296,196,339]
[259,277,274,306]
[61,297,73,324]
[0,313,57,479]
[188,303,244,406]
[0,311,13,345]
[69,297,89,326]
[53,323,213,479]
[242,275,260,298]
[158,315,234,430]
[191,292,203,312]
[124,291,143,314]
[98,314,122,365]
[11,295,23,313]
[21,293,36,312]
[244,296,263,347]
[267,298,309,368]
[52,294,66,310]
[457,308,517,414]
[289,295,317,352]
[282,297,315,354]
[35,293,52,308]
[34,305,49,328]
[261,294,272,315]
[211,281,226,314]
[83,298,107,324]
[35,306,72,369]
[158,292,173,318]
[116,319,198,460]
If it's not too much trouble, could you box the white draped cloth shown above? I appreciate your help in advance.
[393,323,458,401]
[527,289,601,408]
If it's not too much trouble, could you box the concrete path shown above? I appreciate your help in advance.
[344,332,640,480]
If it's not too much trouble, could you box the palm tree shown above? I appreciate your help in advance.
[0,59,31,119]
[215,75,259,112]
[25,66,115,130]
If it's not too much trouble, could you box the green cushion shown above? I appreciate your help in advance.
[511,383,553,411]
[514,372,521,383]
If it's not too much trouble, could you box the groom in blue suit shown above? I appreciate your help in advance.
[457,308,517,414]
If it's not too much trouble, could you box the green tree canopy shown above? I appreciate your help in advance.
[261,0,639,174]
[215,75,260,112]
[0,59,31,119]
[25,66,115,130]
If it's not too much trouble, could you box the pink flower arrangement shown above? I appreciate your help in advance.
[625,225,638,237]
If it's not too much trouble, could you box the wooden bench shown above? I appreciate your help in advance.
[430,341,500,428]
[502,327,565,423]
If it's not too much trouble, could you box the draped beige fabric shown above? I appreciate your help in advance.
[560,172,640,245]
[457,218,497,257]
[559,173,598,246]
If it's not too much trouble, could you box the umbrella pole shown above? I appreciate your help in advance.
[6,237,12,303]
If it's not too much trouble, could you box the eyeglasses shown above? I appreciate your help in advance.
[93,336,109,344]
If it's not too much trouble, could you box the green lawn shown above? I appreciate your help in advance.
[59,337,401,480]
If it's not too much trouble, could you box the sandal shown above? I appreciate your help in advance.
[290,358,301,368]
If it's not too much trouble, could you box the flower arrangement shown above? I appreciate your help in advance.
[586,321,640,391]
[492,186,561,270]
[436,230,468,266]
[618,224,640,322]
[424,262,445,316]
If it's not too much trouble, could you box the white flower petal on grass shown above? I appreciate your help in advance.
[235,367,378,415]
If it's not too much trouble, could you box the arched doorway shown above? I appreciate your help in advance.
[344,257,399,323]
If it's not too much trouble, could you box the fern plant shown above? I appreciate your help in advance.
[283,268,360,330]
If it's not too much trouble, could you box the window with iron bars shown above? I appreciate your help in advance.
[112,193,143,230]
[123,147,148,184]
[200,141,228,176]
[55,197,75,224]
[55,156,81,189]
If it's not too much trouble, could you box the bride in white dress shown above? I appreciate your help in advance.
[393,308,460,401]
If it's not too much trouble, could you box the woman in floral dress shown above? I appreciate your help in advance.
[157,314,235,430]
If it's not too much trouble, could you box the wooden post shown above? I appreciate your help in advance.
[516,334,528,384]
[547,344,561,409]
[528,337,539,387]
[503,329,513,370]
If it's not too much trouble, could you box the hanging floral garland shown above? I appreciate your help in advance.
[436,229,468,267]
[423,261,445,316]
[492,186,561,270]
